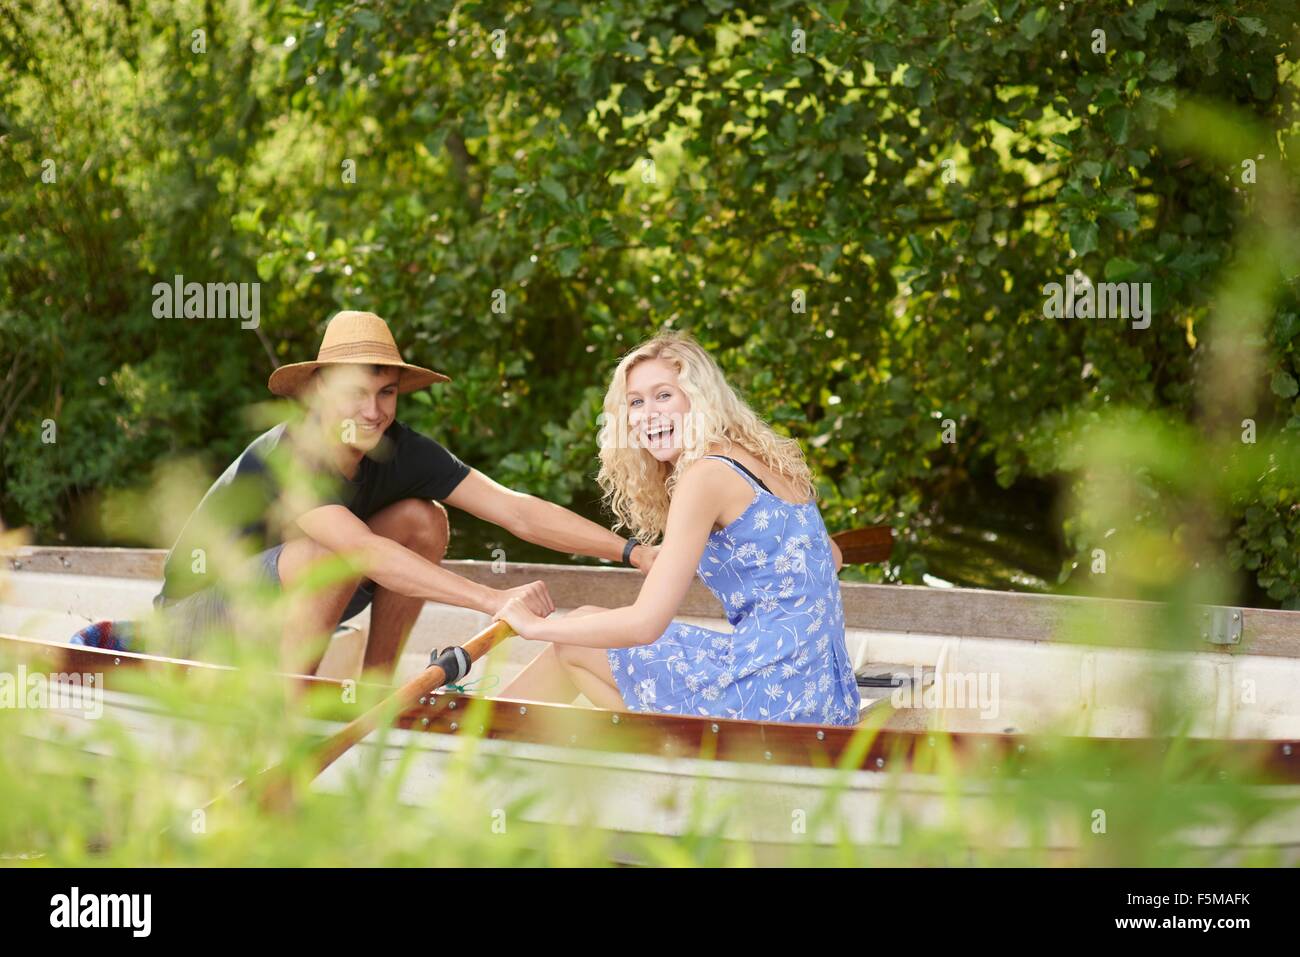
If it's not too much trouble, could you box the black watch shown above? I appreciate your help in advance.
[621,537,640,567]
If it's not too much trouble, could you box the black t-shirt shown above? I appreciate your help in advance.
[158,419,470,600]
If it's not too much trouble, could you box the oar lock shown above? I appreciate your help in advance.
[429,645,473,684]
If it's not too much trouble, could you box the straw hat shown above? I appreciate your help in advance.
[267,311,449,397]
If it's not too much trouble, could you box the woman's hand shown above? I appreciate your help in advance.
[492,594,548,640]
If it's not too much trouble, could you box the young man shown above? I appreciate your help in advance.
[153,310,654,678]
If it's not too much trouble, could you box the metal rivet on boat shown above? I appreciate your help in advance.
[449,722,458,732]
[711,723,719,733]
[449,700,456,710]
[519,706,527,715]
[421,717,430,728]
[1232,612,1240,621]
[419,696,427,705]
[875,757,885,769]
[60,557,71,568]
[113,657,120,666]
[1017,744,1026,754]
[764,751,772,761]
[612,714,620,724]
[816,730,824,741]
[11,560,21,570]
[1284,744,1293,757]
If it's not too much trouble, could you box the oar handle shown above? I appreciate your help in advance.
[831,524,895,565]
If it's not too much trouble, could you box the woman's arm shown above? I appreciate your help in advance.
[494,462,730,648]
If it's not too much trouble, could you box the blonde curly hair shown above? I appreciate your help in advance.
[597,330,815,543]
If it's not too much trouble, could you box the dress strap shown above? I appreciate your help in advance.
[703,455,773,494]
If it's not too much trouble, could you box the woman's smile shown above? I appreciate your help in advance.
[642,419,676,449]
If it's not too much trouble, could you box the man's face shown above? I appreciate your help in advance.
[313,364,401,452]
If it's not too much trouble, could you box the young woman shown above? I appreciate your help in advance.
[495,331,861,726]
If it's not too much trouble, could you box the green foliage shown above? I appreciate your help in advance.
[1,0,1298,602]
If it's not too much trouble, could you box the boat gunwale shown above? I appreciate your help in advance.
[5,631,1300,785]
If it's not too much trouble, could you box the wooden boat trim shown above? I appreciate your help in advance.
[7,546,1300,658]
[5,632,1299,784]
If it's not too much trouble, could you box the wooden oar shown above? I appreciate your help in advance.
[252,618,516,811]
[831,525,894,565]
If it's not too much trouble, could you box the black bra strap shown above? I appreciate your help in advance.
[705,455,773,494]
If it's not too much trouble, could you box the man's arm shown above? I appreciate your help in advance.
[493,461,724,648]
[294,504,554,617]
[443,469,655,571]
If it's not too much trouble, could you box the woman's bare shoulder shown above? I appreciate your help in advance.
[677,454,740,490]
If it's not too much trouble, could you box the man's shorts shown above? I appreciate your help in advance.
[152,543,375,659]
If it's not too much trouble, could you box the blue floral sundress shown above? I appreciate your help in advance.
[607,455,861,726]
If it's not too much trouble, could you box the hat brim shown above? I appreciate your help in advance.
[268,360,450,398]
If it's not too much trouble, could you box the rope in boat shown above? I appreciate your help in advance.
[443,674,499,695]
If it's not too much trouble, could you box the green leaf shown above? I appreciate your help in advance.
[1105,206,1140,230]
[619,85,645,114]
[255,252,280,282]
[1271,371,1299,399]
[510,258,536,282]
[680,7,707,33]
[1186,20,1217,48]
[1018,8,1049,40]
[1147,60,1177,82]
[1104,257,1141,281]
[1145,86,1177,112]
[1104,109,1130,144]
[556,246,582,277]
[1069,221,1098,257]
[539,178,568,204]
[231,204,265,233]
[1237,17,1266,37]
[1274,312,1300,345]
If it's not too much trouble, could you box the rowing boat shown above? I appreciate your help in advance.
[3,546,1300,855]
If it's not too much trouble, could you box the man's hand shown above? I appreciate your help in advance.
[492,595,547,640]
[483,580,555,619]
[630,543,660,575]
